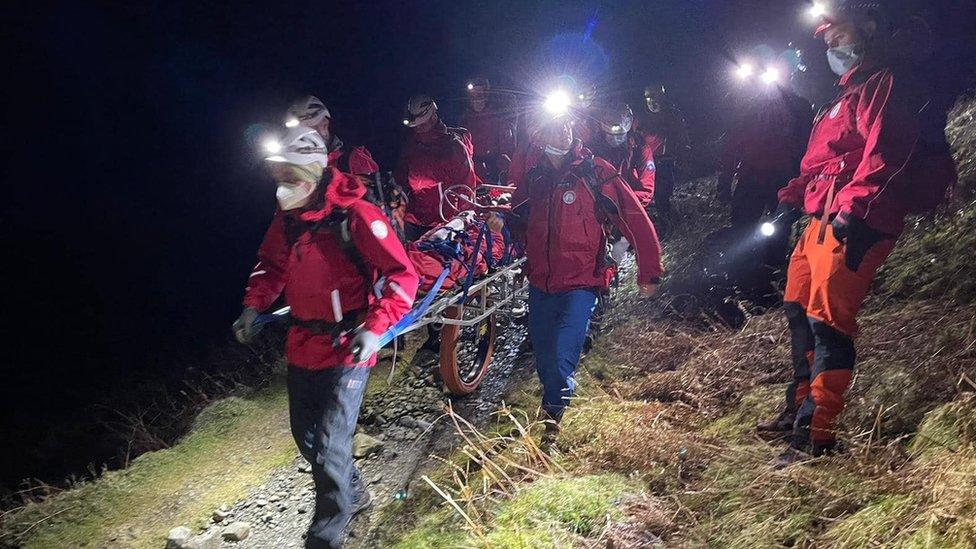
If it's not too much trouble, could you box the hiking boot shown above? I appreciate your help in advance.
[769,447,812,469]
[351,486,373,516]
[756,408,796,442]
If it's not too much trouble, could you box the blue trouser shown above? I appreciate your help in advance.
[287,365,371,549]
[528,286,598,420]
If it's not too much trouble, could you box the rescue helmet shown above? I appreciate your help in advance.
[263,126,329,167]
[403,94,438,127]
[285,95,331,128]
[596,103,634,135]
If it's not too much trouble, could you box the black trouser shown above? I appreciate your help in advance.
[654,159,677,212]
[287,365,371,549]
[731,170,793,266]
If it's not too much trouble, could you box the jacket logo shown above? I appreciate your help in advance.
[562,190,577,204]
[829,103,842,119]
[370,220,389,239]
[645,160,656,172]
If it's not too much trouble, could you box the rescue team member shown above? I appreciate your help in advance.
[459,77,517,184]
[286,95,379,176]
[641,83,690,213]
[759,1,957,466]
[232,126,419,548]
[499,114,663,433]
[588,102,657,209]
[718,86,812,229]
[395,94,479,241]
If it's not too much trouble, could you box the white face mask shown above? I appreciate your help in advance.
[605,133,627,148]
[276,180,317,210]
[827,43,862,76]
[544,144,570,157]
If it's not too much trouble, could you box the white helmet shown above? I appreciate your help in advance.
[403,94,437,127]
[285,95,331,128]
[263,126,329,167]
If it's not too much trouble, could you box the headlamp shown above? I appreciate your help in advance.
[760,222,776,237]
[761,67,781,85]
[402,119,410,126]
[808,2,827,19]
[284,117,300,128]
[735,63,755,80]
[263,138,283,155]
[543,90,572,115]
[466,82,475,91]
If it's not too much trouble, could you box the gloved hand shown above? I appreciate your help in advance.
[232,307,259,344]
[486,212,505,232]
[350,329,382,364]
[772,202,802,230]
[831,212,889,272]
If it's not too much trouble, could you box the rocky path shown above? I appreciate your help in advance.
[168,322,530,549]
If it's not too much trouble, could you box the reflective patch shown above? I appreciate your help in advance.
[829,103,842,119]
[562,190,577,204]
[347,379,363,389]
[645,160,656,172]
[370,219,389,239]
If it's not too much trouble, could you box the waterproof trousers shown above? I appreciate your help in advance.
[528,286,598,420]
[287,365,371,549]
[782,219,895,451]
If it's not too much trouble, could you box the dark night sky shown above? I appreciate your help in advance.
[2,0,974,484]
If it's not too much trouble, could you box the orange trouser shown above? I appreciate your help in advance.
[783,219,896,447]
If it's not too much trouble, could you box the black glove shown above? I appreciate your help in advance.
[773,203,802,229]
[232,307,259,344]
[831,212,889,272]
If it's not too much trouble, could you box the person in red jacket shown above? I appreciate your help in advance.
[286,95,379,176]
[759,1,958,466]
[460,77,517,184]
[501,114,663,432]
[233,126,419,548]
[588,102,657,210]
[396,94,479,241]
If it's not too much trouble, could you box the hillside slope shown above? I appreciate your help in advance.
[379,95,976,547]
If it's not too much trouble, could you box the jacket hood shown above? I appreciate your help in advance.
[298,167,367,222]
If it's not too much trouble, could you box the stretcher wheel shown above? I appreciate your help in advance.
[439,291,497,395]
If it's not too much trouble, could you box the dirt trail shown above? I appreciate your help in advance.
[202,323,530,548]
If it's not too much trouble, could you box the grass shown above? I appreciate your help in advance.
[1,361,407,549]
[1,381,295,548]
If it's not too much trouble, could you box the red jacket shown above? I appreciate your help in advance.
[588,132,657,208]
[244,168,419,370]
[395,122,478,229]
[459,97,517,160]
[778,65,950,235]
[511,142,663,293]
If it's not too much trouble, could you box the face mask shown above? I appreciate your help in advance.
[544,144,570,157]
[827,44,862,76]
[605,133,627,147]
[276,180,317,210]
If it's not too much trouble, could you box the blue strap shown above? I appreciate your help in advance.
[378,266,451,347]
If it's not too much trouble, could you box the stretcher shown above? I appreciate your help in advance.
[255,184,528,395]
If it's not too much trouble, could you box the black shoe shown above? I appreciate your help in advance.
[756,409,796,441]
[769,447,812,469]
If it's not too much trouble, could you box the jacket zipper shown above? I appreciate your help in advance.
[545,182,555,293]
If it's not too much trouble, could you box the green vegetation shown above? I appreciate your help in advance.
[2,382,295,548]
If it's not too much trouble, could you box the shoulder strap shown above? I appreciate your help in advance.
[321,209,373,284]
[572,156,619,217]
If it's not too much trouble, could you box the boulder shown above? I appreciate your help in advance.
[352,433,384,458]
[221,522,252,542]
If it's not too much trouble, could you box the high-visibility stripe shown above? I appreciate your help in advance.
[331,289,343,322]
[249,270,267,278]
[388,281,414,306]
